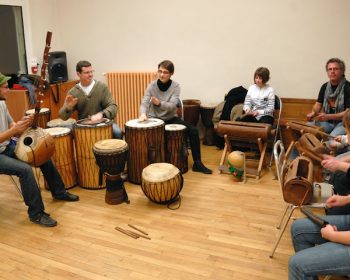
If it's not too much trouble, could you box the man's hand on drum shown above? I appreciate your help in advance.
[90,112,103,122]
[150,96,160,106]
[64,94,78,110]
[138,114,148,122]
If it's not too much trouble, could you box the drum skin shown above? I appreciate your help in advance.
[125,118,165,185]
[141,163,183,204]
[74,118,113,189]
[45,127,77,189]
[47,118,76,128]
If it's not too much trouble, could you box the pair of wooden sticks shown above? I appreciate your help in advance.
[115,224,151,240]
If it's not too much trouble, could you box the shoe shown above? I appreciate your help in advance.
[54,191,79,202]
[30,211,57,227]
[192,161,212,174]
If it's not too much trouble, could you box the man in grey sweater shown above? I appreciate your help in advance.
[59,60,122,139]
[139,60,212,174]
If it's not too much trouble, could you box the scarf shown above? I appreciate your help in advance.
[322,78,346,115]
[157,79,172,91]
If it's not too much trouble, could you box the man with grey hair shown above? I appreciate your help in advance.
[307,58,350,136]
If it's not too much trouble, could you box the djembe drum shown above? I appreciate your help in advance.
[125,118,165,185]
[165,124,188,174]
[25,108,51,129]
[200,103,217,145]
[74,118,113,189]
[283,156,314,205]
[227,150,245,182]
[45,127,77,189]
[183,99,201,126]
[93,139,129,204]
[141,163,183,204]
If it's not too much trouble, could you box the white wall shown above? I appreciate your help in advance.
[16,0,350,102]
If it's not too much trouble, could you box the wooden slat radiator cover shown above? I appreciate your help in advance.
[106,72,156,129]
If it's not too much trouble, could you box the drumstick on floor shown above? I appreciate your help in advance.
[115,225,151,240]
[115,226,139,239]
[128,224,149,235]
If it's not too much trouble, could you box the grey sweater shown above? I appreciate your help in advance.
[59,81,118,120]
[140,80,180,121]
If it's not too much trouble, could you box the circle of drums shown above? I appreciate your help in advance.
[31,108,186,205]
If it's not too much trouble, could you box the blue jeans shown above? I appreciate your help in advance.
[0,143,67,218]
[307,121,345,136]
[289,216,350,280]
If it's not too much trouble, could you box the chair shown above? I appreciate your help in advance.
[268,95,283,167]
[9,175,23,200]
[269,140,334,258]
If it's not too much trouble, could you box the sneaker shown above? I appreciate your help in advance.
[54,191,79,202]
[192,161,212,174]
[30,211,57,227]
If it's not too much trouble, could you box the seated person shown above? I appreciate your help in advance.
[139,60,212,174]
[289,193,350,279]
[306,58,350,137]
[0,73,79,227]
[238,67,275,125]
[59,60,122,139]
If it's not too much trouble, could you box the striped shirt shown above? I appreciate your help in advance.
[0,101,13,153]
[243,84,275,120]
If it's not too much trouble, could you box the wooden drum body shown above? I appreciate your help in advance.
[74,118,113,189]
[141,163,183,204]
[283,156,314,205]
[287,121,326,141]
[25,108,51,129]
[45,127,77,189]
[200,103,217,146]
[125,118,165,185]
[93,139,129,205]
[165,124,188,174]
[183,99,201,126]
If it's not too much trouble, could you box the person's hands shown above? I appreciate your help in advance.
[138,114,147,122]
[321,224,338,241]
[12,114,33,135]
[90,112,103,121]
[321,157,341,172]
[326,194,349,208]
[334,135,343,143]
[150,96,160,106]
[314,113,328,122]
[65,95,78,110]
[306,111,316,121]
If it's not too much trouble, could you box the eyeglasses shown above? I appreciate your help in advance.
[81,70,95,75]
[158,70,170,75]
[327,67,340,72]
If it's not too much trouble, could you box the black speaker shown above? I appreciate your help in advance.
[48,51,68,84]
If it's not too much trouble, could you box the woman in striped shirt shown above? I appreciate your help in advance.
[239,67,275,125]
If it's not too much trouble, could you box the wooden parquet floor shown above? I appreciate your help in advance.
[0,144,342,280]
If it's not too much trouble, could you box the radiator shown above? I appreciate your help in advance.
[106,72,157,129]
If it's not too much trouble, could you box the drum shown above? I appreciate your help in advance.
[47,118,76,128]
[93,139,129,205]
[200,103,217,145]
[74,118,113,189]
[125,118,165,185]
[183,99,201,126]
[93,139,128,176]
[165,124,188,174]
[25,107,50,129]
[141,163,183,204]
[45,127,77,189]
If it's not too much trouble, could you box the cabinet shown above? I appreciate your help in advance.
[4,90,29,122]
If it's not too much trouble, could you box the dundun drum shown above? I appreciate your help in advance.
[141,163,183,204]
[74,118,113,189]
[165,124,188,174]
[125,118,165,185]
[182,99,201,126]
[25,108,51,129]
[45,127,77,189]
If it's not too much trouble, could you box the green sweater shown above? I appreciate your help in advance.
[59,81,118,120]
